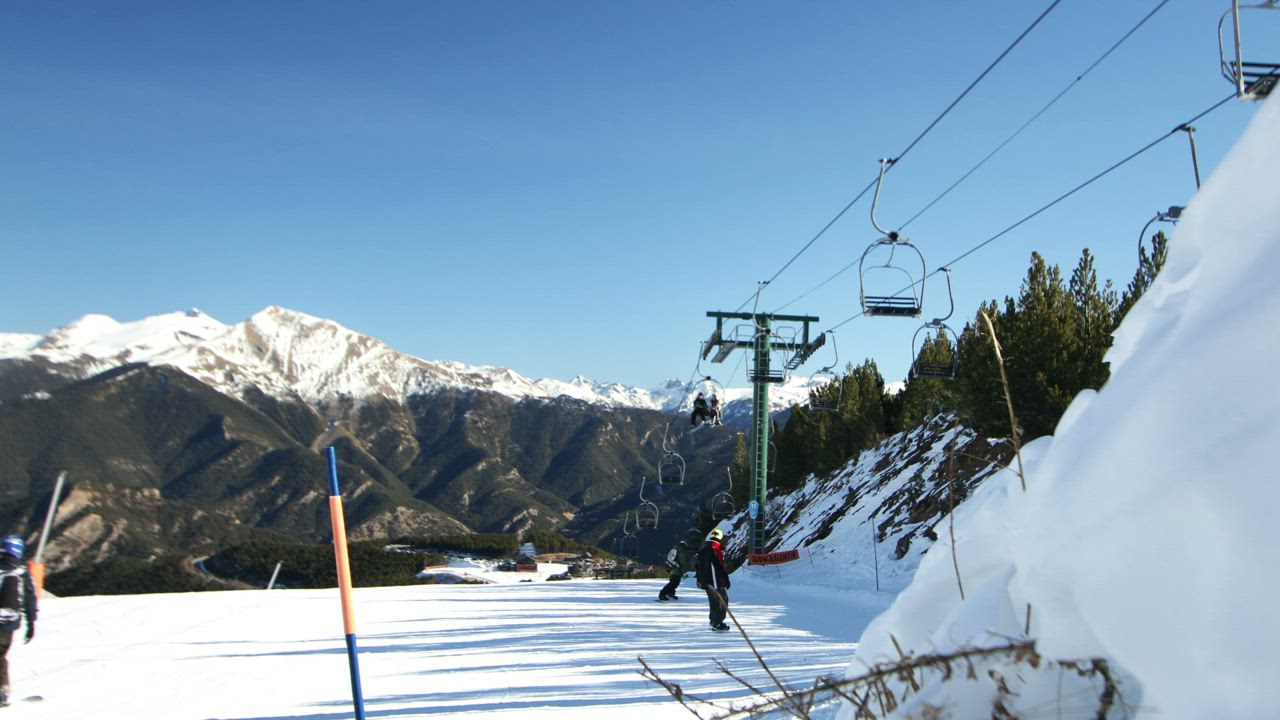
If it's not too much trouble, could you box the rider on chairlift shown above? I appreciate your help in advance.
[691,392,711,427]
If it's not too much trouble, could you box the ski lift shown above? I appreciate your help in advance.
[860,158,926,318]
[711,467,736,520]
[619,513,640,558]
[808,331,842,412]
[636,476,660,529]
[910,269,960,381]
[691,343,728,426]
[658,423,686,485]
[1138,206,1182,257]
[1220,0,1280,100]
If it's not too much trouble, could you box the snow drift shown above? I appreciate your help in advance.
[840,96,1280,717]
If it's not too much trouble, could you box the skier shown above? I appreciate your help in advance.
[657,529,700,601]
[691,392,710,427]
[695,528,731,631]
[708,394,723,426]
[0,535,36,706]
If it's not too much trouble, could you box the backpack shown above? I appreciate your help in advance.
[664,546,679,569]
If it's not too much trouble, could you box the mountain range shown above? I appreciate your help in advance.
[0,306,824,416]
[0,307,825,573]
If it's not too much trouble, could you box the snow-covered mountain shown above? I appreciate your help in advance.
[0,305,823,416]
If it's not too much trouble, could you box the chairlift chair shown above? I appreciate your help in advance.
[659,453,685,485]
[910,325,959,380]
[658,424,687,485]
[619,534,639,559]
[1138,206,1182,257]
[711,468,736,520]
[691,344,728,426]
[637,476,660,529]
[808,332,843,412]
[909,269,959,381]
[860,159,927,318]
[1220,1,1280,100]
[636,503,659,529]
[746,329,794,384]
[619,513,640,557]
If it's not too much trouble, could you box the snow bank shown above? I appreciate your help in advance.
[842,94,1280,719]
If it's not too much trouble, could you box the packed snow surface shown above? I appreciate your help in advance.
[10,578,887,719]
[841,94,1280,717]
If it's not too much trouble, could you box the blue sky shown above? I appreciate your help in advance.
[1,1,1271,389]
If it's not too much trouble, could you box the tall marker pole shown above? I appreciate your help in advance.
[326,447,367,720]
[30,471,66,597]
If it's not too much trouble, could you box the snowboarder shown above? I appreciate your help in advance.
[695,528,731,631]
[0,535,36,706]
[708,394,723,426]
[657,529,700,601]
[691,392,710,427]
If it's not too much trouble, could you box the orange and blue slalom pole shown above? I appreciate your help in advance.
[30,471,66,598]
[327,447,367,720]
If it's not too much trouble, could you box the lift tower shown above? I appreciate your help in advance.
[703,310,823,554]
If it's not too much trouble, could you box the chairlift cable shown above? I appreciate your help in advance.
[728,0,1064,312]
[769,0,1175,315]
[898,0,1173,233]
[821,92,1237,334]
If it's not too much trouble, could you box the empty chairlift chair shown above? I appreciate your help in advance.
[619,513,640,558]
[636,476,660,530]
[711,468,736,520]
[909,269,960,381]
[808,331,843,412]
[1220,1,1280,100]
[860,159,926,318]
[658,424,686,486]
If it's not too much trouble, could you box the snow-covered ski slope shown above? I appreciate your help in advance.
[11,578,887,719]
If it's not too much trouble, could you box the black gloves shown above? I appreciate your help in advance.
[23,625,33,644]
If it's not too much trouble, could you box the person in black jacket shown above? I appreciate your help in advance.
[691,392,710,427]
[0,535,36,706]
[658,529,701,601]
[694,528,731,631]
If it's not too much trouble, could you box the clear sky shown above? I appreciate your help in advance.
[1,1,1271,389]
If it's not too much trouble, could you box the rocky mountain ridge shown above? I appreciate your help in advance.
[0,306,823,418]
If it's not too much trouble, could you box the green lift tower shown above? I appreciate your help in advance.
[703,310,823,555]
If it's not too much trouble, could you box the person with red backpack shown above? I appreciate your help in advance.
[0,535,36,706]
[694,528,731,631]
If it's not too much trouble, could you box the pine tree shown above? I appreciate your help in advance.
[954,251,1118,439]
[1116,230,1169,325]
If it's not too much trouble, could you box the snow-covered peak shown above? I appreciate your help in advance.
[0,309,228,370]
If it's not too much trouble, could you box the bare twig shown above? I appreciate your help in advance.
[980,310,1027,492]
[720,598,808,718]
[945,425,966,601]
[637,655,715,720]
[718,641,1039,719]
[714,659,769,699]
